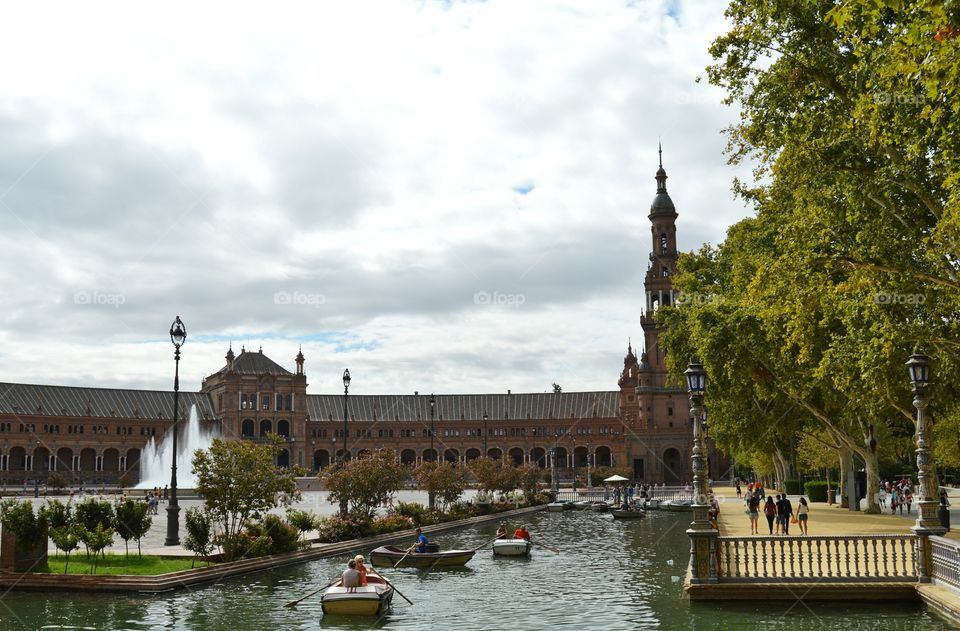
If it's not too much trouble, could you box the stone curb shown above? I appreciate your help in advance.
[0,504,546,593]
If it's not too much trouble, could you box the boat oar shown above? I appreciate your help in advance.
[374,572,413,606]
[284,576,338,608]
[472,536,501,551]
[393,545,415,568]
[532,541,560,554]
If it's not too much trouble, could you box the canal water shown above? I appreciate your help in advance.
[0,510,952,630]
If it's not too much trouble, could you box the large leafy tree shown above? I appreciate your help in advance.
[412,461,466,512]
[322,449,408,519]
[192,436,302,561]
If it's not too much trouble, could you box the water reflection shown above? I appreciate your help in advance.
[0,510,953,630]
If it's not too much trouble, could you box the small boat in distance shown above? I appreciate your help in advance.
[370,545,475,568]
[611,506,646,519]
[590,501,611,512]
[321,572,394,616]
[492,538,533,556]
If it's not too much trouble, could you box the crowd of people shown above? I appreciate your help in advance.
[741,481,810,536]
[878,478,914,515]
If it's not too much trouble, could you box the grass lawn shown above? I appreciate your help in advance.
[41,553,208,575]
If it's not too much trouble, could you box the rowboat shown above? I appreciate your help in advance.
[320,572,394,616]
[590,501,611,512]
[370,545,475,568]
[547,501,569,512]
[611,507,646,519]
[642,499,660,510]
[660,499,693,512]
[492,538,533,556]
[570,500,593,510]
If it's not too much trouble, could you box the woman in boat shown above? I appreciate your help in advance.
[495,523,508,539]
[354,554,369,586]
[513,525,531,541]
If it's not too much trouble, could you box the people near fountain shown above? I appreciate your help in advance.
[763,496,777,535]
[513,525,531,541]
[163,485,169,501]
[496,523,508,539]
[354,555,368,586]
[413,528,429,553]
[796,497,810,535]
[342,559,361,588]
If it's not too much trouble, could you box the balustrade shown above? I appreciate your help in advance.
[930,535,960,593]
[713,535,917,583]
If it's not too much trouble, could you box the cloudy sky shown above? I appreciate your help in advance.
[0,0,752,396]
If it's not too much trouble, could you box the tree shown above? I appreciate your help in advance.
[73,498,115,558]
[412,461,466,512]
[322,449,408,520]
[192,437,302,561]
[286,509,320,542]
[184,507,214,568]
[114,498,151,558]
[80,523,114,574]
[48,525,81,573]
[0,499,48,557]
[468,457,520,498]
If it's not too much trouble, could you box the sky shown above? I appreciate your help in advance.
[0,0,753,396]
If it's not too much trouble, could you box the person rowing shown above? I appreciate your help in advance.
[495,523,508,539]
[412,527,429,553]
[513,525,531,541]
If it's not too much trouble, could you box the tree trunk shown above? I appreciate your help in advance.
[839,445,853,508]
[859,422,881,514]
[827,467,834,505]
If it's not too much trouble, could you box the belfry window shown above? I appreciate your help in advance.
[660,233,668,253]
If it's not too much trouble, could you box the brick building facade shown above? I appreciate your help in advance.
[0,159,726,486]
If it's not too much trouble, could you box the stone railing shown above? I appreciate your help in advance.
[714,534,917,582]
[930,535,960,592]
[553,489,606,501]
[647,486,693,501]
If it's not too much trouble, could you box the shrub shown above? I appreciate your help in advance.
[371,513,415,535]
[261,514,302,555]
[286,508,320,541]
[803,481,831,502]
[46,471,69,491]
[184,507,214,567]
[394,501,442,526]
[783,480,803,495]
[0,499,48,552]
[315,514,374,543]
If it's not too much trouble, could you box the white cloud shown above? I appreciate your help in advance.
[0,0,753,394]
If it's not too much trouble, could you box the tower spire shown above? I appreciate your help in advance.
[658,139,662,169]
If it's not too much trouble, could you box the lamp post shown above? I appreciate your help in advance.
[572,436,577,495]
[684,360,711,532]
[429,394,436,510]
[165,316,186,546]
[340,369,350,516]
[483,412,488,456]
[33,440,40,498]
[550,446,559,494]
[907,349,944,534]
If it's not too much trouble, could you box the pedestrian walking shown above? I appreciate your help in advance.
[796,497,810,535]
[763,497,777,535]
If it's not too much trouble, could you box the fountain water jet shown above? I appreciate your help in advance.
[137,404,219,489]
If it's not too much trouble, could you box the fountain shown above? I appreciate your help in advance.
[137,404,219,489]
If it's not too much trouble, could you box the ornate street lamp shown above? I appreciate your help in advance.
[907,349,944,534]
[684,360,711,531]
[483,411,488,456]
[340,369,350,516]
[165,316,186,546]
[429,394,436,510]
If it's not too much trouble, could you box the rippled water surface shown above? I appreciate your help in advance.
[0,510,952,630]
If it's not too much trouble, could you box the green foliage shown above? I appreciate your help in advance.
[393,501,435,526]
[192,436,302,561]
[43,499,72,530]
[413,461,466,511]
[184,507,214,567]
[286,508,320,541]
[321,449,407,519]
[315,514,375,543]
[468,457,520,495]
[43,553,198,576]
[74,498,114,533]
[783,480,803,495]
[48,525,82,573]
[0,499,48,552]
[46,471,69,490]
[114,498,151,558]
[80,523,115,574]
[804,481,832,503]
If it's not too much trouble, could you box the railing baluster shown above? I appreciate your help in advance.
[789,538,796,577]
[843,538,851,577]
[752,539,759,578]
[881,536,889,577]
[731,540,738,578]
[816,538,823,577]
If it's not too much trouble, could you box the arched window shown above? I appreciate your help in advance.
[660,233,668,253]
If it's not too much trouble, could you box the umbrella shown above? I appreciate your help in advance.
[604,474,629,482]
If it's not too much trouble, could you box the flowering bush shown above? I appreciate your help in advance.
[316,514,374,543]
[371,513,415,535]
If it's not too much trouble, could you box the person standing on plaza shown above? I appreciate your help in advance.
[747,491,761,535]
[774,494,784,535]
[796,497,810,535]
[763,496,777,535]
[736,480,742,498]
[905,488,913,514]
[890,487,899,514]
[780,495,794,535]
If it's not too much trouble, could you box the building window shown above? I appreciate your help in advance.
[263,395,270,410]
[241,394,248,409]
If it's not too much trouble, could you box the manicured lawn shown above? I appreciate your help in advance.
[41,553,207,575]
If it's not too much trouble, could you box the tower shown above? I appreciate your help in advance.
[295,347,305,375]
[640,145,678,378]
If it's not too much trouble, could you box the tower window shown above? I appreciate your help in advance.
[662,267,669,277]
[660,233,668,253]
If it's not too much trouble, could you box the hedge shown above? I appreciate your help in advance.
[784,480,803,495]
[803,480,832,502]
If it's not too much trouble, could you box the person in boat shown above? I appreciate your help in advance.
[413,527,429,553]
[513,525,531,541]
[496,523,508,539]
[354,554,368,586]
[342,559,361,588]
